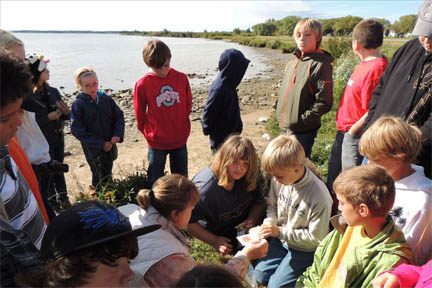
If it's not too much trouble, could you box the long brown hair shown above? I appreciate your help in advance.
[136,174,199,220]
[210,135,258,192]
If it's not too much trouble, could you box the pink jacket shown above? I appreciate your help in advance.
[387,260,432,288]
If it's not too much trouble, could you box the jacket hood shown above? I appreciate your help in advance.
[294,48,334,63]
[217,48,250,88]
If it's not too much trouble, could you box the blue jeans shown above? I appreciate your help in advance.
[255,238,314,288]
[294,128,319,158]
[147,145,188,185]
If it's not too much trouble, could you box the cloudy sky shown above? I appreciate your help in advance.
[1,1,422,32]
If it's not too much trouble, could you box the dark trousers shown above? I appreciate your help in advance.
[47,139,68,204]
[147,145,188,185]
[32,164,56,220]
[83,146,115,190]
[293,128,319,159]
[326,130,345,216]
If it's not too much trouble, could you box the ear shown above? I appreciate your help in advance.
[170,210,179,224]
[352,40,360,52]
[357,203,369,218]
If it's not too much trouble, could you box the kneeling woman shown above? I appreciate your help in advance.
[119,174,268,287]
[187,135,267,255]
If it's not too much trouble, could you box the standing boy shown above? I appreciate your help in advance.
[296,165,413,288]
[327,19,388,191]
[359,116,432,265]
[255,135,332,287]
[276,18,333,158]
[201,48,250,154]
[134,39,192,185]
[364,0,432,178]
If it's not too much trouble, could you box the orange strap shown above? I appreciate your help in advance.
[8,137,50,224]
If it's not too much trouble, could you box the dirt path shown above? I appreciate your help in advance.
[63,46,290,199]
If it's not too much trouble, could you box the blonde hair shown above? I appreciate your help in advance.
[0,29,24,50]
[73,67,96,90]
[359,116,422,163]
[334,165,395,217]
[210,135,258,192]
[293,18,323,49]
[136,174,199,220]
[261,135,305,173]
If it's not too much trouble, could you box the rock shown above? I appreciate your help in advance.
[64,151,72,157]
[191,116,201,121]
[78,162,86,168]
[258,117,268,123]
[131,138,139,143]
[262,133,271,140]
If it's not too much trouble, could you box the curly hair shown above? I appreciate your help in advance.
[20,236,138,287]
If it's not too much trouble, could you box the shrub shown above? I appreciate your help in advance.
[321,37,352,59]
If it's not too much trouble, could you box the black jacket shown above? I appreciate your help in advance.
[33,86,69,144]
[201,49,249,145]
[364,39,431,177]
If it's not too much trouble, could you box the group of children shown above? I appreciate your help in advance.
[1,0,432,286]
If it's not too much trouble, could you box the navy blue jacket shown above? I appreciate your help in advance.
[201,49,250,144]
[70,91,125,151]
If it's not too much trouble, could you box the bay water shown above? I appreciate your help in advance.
[15,33,270,94]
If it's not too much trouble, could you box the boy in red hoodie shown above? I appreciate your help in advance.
[133,39,192,185]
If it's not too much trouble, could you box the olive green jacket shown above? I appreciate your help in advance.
[276,49,333,133]
[296,215,413,288]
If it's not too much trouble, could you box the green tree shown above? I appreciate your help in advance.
[391,14,416,36]
[276,16,301,35]
[233,27,241,34]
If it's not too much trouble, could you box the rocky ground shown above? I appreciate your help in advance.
[61,47,291,200]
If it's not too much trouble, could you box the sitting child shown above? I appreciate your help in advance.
[254,135,333,287]
[70,67,125,190]
[297,165,413,288]
[118,174,268,287]
[359,116,432,265]
[372,259,432,288]
[187,135,266,255]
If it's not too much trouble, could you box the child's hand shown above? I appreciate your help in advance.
[56,100,70,115]
[260,223,280,239]
[372,273,400,288]
[212,236,233,255]
[242,219,255,233]
[111,136,120,144]
[103,142,112,152]
[241,239,268,260]
[48,109,62,120]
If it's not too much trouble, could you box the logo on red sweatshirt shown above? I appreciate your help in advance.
[156,85,180,108]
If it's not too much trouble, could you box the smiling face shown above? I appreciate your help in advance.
[227,159,249,181]
[0,99,23,146]
[295,27,319,53]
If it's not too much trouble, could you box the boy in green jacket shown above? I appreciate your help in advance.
[296,165,412,288]
[276,18,333,158]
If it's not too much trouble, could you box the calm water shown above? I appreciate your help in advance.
[15,33,270,94]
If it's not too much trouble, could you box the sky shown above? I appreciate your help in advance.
[1,1,423,32]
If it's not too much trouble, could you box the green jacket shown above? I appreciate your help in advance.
[296,216,413,288]
[276,49,333,133]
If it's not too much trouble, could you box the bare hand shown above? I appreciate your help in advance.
[103,142,112,152]
[111,136,120,144]
[241,239,268,260]
[48,109,62,120]
[372,273,400,288]
[212,236,233,255]
[260,223,280,239]
[242,219,254,233]
[56,100,70,115]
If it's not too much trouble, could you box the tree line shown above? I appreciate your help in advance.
[245,15,416,37]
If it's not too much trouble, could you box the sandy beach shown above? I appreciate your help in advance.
[63,46,291,199]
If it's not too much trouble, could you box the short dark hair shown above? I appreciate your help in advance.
[142,39,171,69]
[20,236,138,287]
[0,49,32,108]
[352,19,384,49]
[176,264,244,287]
